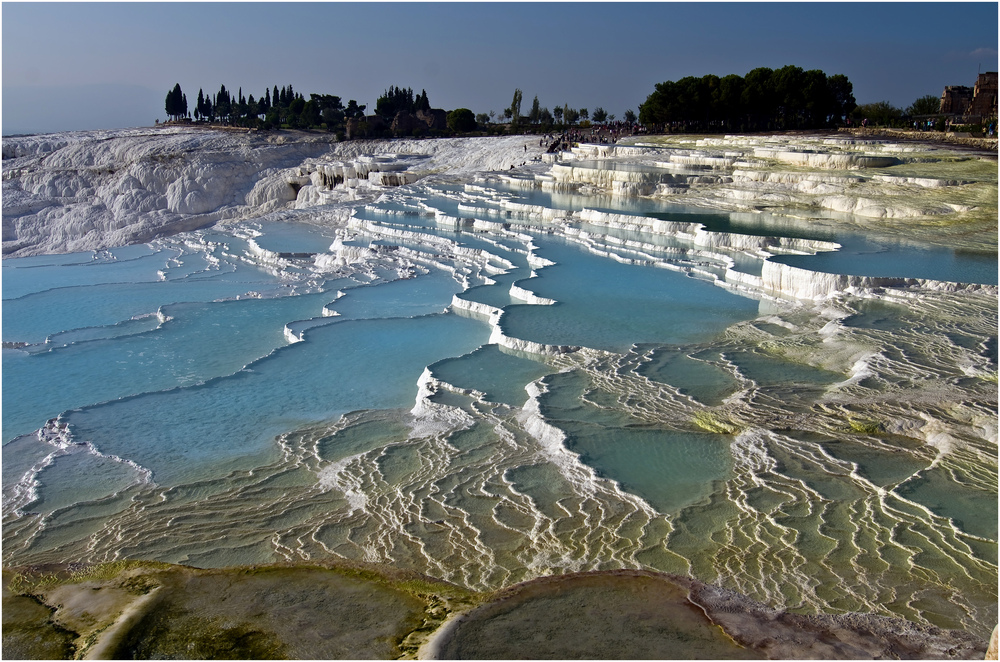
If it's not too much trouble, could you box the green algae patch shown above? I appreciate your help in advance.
[847,418,885,435]
[693,410,741,434]
[2,560,474,660]
[1,587,78,660]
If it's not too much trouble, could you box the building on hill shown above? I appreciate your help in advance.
[940,72,997,122]
[966,72,998,120]
[940,86,974,115]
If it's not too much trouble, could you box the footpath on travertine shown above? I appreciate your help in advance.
[839,126,998,153]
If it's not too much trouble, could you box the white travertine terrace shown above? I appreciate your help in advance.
[2,129,543,256]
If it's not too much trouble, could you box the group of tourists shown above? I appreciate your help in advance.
[540,122,646,152]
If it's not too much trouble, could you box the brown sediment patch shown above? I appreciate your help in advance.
[688,580,988,659]
[423,570,761,659]
[423,569,988,660]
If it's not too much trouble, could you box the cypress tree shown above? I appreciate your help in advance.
[165,83,184,120]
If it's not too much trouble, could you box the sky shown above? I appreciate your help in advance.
[2,1,998,135]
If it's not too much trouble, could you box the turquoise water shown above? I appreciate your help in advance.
[499,238,759,352]
[2,166,996,638]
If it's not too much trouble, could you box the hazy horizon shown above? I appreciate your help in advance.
[3,2,998,136]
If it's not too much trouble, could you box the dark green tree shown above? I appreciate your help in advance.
[529,95,540,124]
[447,108,477,133]
[509,88,523,125]
[852,101,903,126]
[301,99,321,127]
[741,67,775,129]
[771,65,804,128]
[345,100,366,119]
[907,95,941,116]
[828,74,856,123]
[592,107,607,123]
[717,74,745,127]
[415,89,431,112]
[215,85,231,123]
[165,83,186,120]
[247,94,259,123]
[800,69,832,127]
[376,86,415,119]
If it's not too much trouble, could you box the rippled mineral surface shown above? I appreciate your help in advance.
[3,130,997,644]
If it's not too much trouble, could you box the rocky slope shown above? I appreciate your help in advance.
[2,127,543,257]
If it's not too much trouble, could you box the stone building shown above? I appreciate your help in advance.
[966,72,998,120]
[940,86,974,115]
[939,72,997,120]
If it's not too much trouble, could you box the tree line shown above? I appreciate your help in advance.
[165,82,367,134]
[638,66,857,132]
[474,88,639,133]
[165,82,641,138]
[173,73,953,140]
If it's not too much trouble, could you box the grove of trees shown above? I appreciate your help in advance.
[375,86,430,120]
[166,78,647,139]
[164,82,367,135]
[638,65,856,132]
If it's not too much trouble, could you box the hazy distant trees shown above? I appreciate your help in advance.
[639,66,857,131]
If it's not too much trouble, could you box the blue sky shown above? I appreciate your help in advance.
[3,2,997,135]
